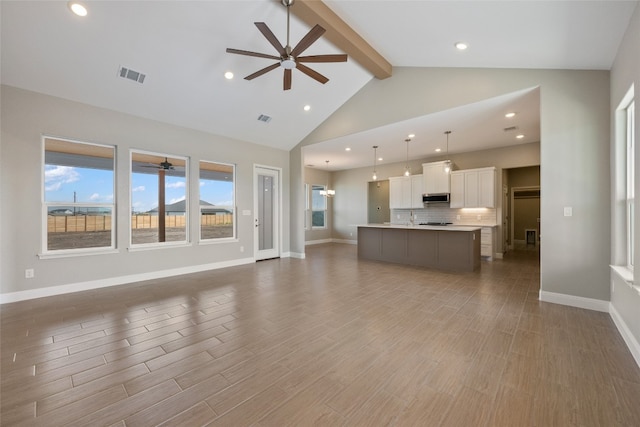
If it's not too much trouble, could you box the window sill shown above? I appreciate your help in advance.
[128,242,191,252]
[39,249,119,259]
[610,265,640,296]
[198,238,239,245]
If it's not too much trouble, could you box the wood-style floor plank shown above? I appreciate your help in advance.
[2,244,640,426]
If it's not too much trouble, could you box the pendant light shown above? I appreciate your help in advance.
[443,131,452,173]
[404,138,411,176]
[319,160,335,197]
[372,145,378,181]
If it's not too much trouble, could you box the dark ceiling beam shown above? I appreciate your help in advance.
[287,0,392,80]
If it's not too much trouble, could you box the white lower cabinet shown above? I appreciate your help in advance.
[481,227,496,260]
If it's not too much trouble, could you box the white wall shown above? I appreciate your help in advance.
[0,85,290,297]
[292,67,611,304]
[610,3,640,361]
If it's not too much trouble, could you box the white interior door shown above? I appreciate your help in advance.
[254,166,280,260]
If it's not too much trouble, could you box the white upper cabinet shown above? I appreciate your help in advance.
[478,168,496,208]
[450,171,465,208]
[411,174,424,208]
[422,161,451,194]
[449,167,496,208]
[389,174,424,209]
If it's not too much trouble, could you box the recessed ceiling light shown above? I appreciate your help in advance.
[435,148,442,152]
[68,1,87,16]
[224,71,234,80]
[408,133,415,139]
[516,134,525,139]
[303,105,311,111]
[378,157,383,161]
[505,112,516,118]
[455,42,468,50]
[345,147,351,151]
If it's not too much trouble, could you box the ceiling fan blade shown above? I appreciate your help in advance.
[244,62,280,80]
[254,22,286,57]
[297,54,348,63]
[296,63,329,84]
[290,24,326,57]
[284,69,292,91]
[226,48,280,60]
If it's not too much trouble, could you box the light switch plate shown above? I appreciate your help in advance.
[564,207,572,217]
[242,210,251,216]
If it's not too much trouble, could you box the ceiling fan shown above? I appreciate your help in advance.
[142,157,175,170]
[226,0,347,90]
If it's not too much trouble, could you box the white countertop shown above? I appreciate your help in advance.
[358,223,482,232]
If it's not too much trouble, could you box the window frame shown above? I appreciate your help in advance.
[626,99,635,270]
[311,184,327,230]
[41,136,116,257]
[198,160,237,243]
[129,149,190,249]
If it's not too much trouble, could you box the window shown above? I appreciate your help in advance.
[43,137,115,253]
[199,161,235,241]
[311,184,327,228]
[627,99,635,269]
[131,151,188,246]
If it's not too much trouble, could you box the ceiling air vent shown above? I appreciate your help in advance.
[503,126,518,132]
[257,114,272,123]
[118,66,146,84]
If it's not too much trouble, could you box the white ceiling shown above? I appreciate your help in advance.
[2,1,637,170]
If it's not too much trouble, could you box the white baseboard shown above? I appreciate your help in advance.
[539,290,610,313]
[0,257,255,304]
[305,238,357,246]
[305,239,333,246]
[332,239,357,245]
[288,252,306,259]
[610,304,640,369]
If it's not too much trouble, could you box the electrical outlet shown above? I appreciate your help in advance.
[240,246,244,253]
[456,215,461,220]
[477,215,481,220]
[25,269,35,279]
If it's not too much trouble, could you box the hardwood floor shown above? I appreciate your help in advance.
[2,243,640,426]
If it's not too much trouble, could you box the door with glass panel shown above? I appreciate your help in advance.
[254,166,280,260]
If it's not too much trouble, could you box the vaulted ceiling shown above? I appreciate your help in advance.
[2,1,637,170]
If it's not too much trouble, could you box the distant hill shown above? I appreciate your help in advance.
[148,199,231,215]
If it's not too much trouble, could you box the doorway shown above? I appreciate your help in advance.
[254,166,281,260]
[511,186,540,251]
[368,180,390,224]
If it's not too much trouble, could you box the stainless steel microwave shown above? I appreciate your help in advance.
[422,193,450,204]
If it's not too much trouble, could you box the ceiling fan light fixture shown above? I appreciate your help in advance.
[281,58,296,69]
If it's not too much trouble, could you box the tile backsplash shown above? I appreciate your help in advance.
[390,206,497,226]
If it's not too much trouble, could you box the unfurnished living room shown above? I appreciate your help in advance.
[1,1,640,426]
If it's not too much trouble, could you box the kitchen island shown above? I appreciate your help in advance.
[357,224,481,272]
